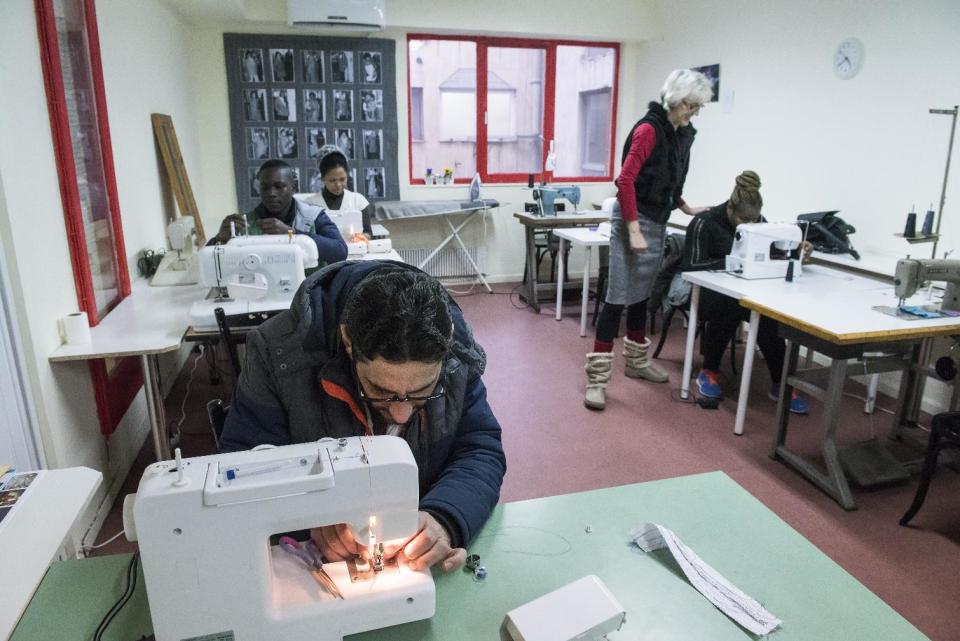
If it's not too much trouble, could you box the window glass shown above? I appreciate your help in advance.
[554,45,615,178]
[409,39,477,180]
[486,47,544,175]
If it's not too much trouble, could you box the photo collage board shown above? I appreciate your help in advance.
[224,33,397,214]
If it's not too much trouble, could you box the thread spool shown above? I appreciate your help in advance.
[921,204,935,236]
[903,208,917,238]
[61,312,91,346]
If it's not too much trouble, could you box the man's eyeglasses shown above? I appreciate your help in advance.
[356,381,444,405]
[683,101,703,113]
[352,362,444,406]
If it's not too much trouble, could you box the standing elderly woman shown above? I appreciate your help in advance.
[584,69,713,410]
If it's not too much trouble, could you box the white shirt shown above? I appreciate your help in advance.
[302,188,369,213]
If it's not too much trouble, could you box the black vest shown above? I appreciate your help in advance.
[620,102,696,224]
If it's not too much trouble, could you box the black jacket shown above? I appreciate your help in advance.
[682,202,767,271]
[621,102,696,224]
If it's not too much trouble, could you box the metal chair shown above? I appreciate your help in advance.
[213,307,280,378]
[900,411,960,526]
[208,307,280,449]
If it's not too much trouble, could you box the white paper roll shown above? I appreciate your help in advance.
[62,312,91,346]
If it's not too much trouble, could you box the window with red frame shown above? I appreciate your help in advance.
[408,35,619,185]
[36,0,142,436]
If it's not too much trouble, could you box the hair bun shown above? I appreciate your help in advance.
[735,170,761,192]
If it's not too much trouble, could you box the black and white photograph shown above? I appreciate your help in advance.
[360,51,382,83]
[302,49,324,83]
[272,88,297,121]
[290,167,301,192]
[3,472,37,491]
[692,63,720,102]
[0,488,25,508]
[364,167,385,199]
[330,50,354,83]
[242,89,267,121]
[347,168,356,192]
[303,90,324,122]
[306,127,327,159]
[335,128,355,160]
[276,126,298,159]
[362,129,383,160]
[270,48,295,82]
[360,89,383,122]
[246,127,270,159]
[333,89,353,122]
[307,168,322,192]
[240,49,264,82]
[248,167,261,198]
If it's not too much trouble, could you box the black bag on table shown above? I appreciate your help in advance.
[797,211,860,260]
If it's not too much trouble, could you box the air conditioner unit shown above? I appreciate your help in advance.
[287,0,385,32]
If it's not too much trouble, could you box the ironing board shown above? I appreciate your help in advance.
[374,199,500,292]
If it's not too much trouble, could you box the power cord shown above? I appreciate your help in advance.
[169,345,205,436]
[92,551,140,641]
[81,529,125,556]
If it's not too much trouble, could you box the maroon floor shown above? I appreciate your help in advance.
[95,282,959,640]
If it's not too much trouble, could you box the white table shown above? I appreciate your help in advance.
[679,265,890,435]
[49,281,206,461]
[553,227,610,336]
[0,467,101,639]
[745,285,960,508]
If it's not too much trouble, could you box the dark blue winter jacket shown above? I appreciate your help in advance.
[219,260,506,548]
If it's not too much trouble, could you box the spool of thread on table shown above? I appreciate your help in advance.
[921,204,935,236]
[903,207,917,238]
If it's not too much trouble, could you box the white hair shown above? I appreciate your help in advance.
[660,69,713,109]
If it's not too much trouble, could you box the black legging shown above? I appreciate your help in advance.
[699,289,785,382]
[596,299,648,343]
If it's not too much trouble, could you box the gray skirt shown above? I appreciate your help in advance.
[605,214,667,306]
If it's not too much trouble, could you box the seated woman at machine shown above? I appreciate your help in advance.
[303,145,374,236]
[681,170,810,413]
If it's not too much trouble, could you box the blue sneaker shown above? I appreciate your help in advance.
[769,386,810,414]
[695,370,723,399]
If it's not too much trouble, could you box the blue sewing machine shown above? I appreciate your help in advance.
[533,185,581,216]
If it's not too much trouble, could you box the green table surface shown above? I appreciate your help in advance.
[12,472,927,641]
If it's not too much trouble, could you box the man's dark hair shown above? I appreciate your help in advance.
[319,151,349,177]
[257,159,292,178]
[341,270,452,363]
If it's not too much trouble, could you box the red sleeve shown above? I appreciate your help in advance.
[614,123,656,223]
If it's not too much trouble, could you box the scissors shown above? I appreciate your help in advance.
[279,536,345,600]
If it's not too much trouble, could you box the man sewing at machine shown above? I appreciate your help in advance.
[681,171,812,413]
[211,159,348,266]
[219,260,506,573]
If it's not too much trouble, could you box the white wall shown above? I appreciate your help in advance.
[637,0,960,412]
[0,0,202,544]
[643,0,958,257]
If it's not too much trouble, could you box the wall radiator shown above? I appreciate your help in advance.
[397,246,485,280]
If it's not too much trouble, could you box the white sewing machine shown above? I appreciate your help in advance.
[188,234,318,330]
[123,436,435,641]
[150,217,200,286]
[325,208,393,257]
[725,222,804,279]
